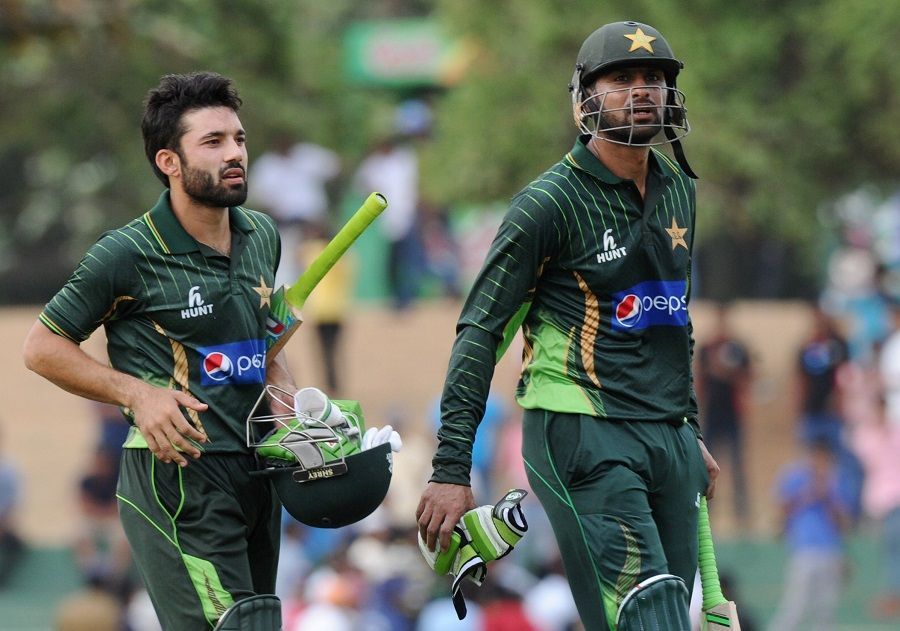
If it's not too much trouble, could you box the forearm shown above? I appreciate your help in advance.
[431,324,500,485]
[686,317,702,439]
[265,349,297,392]
[23,320,150,409]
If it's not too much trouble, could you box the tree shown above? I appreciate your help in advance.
[1,0,896,302]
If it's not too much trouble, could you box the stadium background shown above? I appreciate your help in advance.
[0,301,895,629]
[2,1,899,629]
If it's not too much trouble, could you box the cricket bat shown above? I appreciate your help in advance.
[265,192,387,363]
[698,496,741,630]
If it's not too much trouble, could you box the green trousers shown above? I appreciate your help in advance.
[118,449,281,630]
[522,409,709,631]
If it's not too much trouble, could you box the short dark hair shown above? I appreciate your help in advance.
[141,71,243,187]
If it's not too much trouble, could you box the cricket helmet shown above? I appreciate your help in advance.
[568,20,696,177]
[247,385,393,528]
[573,21,682,88]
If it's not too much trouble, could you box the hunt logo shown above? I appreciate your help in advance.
[182,286,214,319]
[597,229,627,264]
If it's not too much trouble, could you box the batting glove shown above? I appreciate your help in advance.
[418,488,528,619]
[361,425,402,452]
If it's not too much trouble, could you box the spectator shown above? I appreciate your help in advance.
[289,556,367,631]
[92,402,131,454]
[878,297,900,425]
[523,563,581,631]
[0,427,25,589]
[276,519,313,605]
[73,446,132,589]
[419,200,461,300]
[54,572,123,631]
[123,587,163,631]
[849,394,900,618]
[250,135,341,287]
[766,437,854,631]
[697,302,752,526]
[353,101,431,310]
[416,596,484,631]
[795,304,865,519]
[795,305,850,445]
[480,579,538,631]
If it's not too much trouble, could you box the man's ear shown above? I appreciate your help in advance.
[155,149,181,180]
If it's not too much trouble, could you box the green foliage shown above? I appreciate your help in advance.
[0,0,896,302]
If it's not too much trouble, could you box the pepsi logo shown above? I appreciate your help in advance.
[203,352,234,381]
[197,339,266,386]
[615,294,643,328]
[610,281,689,332]
[266,316,285,336]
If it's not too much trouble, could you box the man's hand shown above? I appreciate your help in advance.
[416,482,476,553]
[130,384,208,467]
[23,322,209,468]
[698,439,720,499]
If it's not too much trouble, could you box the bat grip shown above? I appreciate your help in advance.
[698,496,727,610]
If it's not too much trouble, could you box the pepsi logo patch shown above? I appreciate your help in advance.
[611,281,688,331]
[197,339,266,386]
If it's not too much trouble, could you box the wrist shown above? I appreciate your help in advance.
[120,376,155,411]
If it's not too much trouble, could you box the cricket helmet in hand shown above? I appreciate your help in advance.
[568,20,696,176]
[247,385,393,528]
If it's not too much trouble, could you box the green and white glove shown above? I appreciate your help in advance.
[418,489,529,619]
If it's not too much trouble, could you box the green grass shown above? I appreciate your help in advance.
[717,531,898,630]
[0,547,82,631]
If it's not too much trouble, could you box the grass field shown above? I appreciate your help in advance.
[717,531,899,630]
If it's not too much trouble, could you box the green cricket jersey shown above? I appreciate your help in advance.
[433,135,700,484]
[40,191,281,452]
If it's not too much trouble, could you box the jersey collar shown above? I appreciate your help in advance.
[143,190,255,255]
[565,134,675,184]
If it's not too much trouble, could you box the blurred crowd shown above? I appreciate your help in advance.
[693,187,900,629]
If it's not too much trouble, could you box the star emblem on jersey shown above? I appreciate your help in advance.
[666,217,688,250]
[253,276,273,308]
[625,27,656,53]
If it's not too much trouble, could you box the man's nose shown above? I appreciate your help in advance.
[224,138,245,162]
[629,83,662,102]
[630,83,653,98]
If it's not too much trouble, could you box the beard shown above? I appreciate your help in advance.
[181,159,248,208]
[598,108,663,144]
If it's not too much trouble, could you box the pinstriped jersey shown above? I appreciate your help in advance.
[433,136,699,484]
[40,192,281,452]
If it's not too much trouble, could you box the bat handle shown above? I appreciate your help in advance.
[698,496,727,611]
[284,191,387,308]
